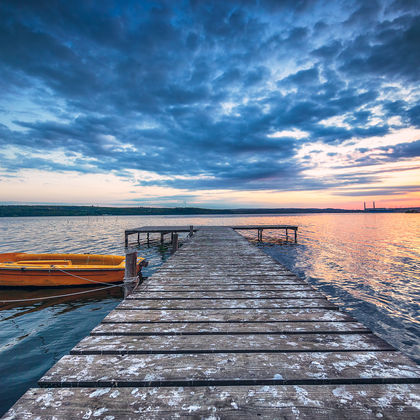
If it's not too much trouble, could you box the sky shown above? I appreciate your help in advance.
[0,0,419,209]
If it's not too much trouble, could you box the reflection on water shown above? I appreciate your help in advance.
[0,286,124,319]
[0,284,124,415]
[253,214,420,363]
[0,213,419,415]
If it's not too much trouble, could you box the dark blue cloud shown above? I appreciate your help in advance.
[384,139,420,159]
[0,0,419,196]
[339,14,420,82]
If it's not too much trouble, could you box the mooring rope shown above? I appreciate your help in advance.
[54,267,126,287]
[0,267,143,303]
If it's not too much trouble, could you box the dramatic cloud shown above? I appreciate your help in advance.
[0,0,419,206]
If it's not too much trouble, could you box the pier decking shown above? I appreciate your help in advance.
[4,227,420,418]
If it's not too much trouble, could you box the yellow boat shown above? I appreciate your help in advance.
[0,252,147,287]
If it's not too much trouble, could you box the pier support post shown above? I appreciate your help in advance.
[294,228,297,243]
[286,228,288,242]
[160,233,164,244]
[147,232,150,246]
[172,233,179,253]
[258,228,263,242]
[189,225,194,237]
[137,233,140,245]
[124,248,138,282]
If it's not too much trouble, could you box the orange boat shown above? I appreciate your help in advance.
[0,252,147,287]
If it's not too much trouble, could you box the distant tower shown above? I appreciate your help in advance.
[364,201,366,211]
[373,201,376,209]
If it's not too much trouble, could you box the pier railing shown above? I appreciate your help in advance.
[124,224,298,247]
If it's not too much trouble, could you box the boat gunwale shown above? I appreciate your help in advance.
[0,253,145,271]
[0,267,126,272]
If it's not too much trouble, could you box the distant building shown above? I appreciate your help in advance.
[364,201,388,212]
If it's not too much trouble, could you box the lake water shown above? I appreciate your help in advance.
[0,213,419,415]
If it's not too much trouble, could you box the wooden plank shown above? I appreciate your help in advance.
[154,269,291,275]
[102,308,354,323]
[126,226,199,233]
[38,352,420,387]
[161,254,285,260]
[160,261,290,267]
[91,321,371,336]
[155,267,292,273]
[142,279,306,286]
[127,291,325,299]
[149,270,298,276]
[6,384,420,419]
[167,255,282,260]
[116,298,336,310]
[231,225,298,230]
[144,276,306,284]
[141,281,308,288]
[151,268,294,274]
[151,272,296,279]
[136,284,314,291]
[149,270,297,276]
[71,333,394,354]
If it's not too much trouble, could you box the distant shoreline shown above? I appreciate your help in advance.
[0,205,418,217]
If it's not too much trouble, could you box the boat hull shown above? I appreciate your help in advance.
[0,268,125,287]
[0,252,143,287]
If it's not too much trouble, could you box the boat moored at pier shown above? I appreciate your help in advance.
[0,252,147,287]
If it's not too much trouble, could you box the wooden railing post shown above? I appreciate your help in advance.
[172,233,179,253]
[124,248,138,282]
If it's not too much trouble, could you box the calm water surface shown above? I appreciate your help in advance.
[0,213,419,415]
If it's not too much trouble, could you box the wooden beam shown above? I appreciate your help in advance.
[124,249,137,282]
[8,385,420,419]
[172,233,179,253]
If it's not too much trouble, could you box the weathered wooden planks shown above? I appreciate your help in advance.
[102,308,353,323]
[136,283,314,291]
[152,270,296,276]
[127,290,324,299]
[91,321,371,335]
[39,351,420,387]
[143,276,306,285]
[6,385,419,419]
[5,226,420,419]
[116,298,336,310]
[71,333,393,355]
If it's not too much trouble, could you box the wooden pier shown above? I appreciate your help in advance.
[4,227,420,418]
[125,224,298,247]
